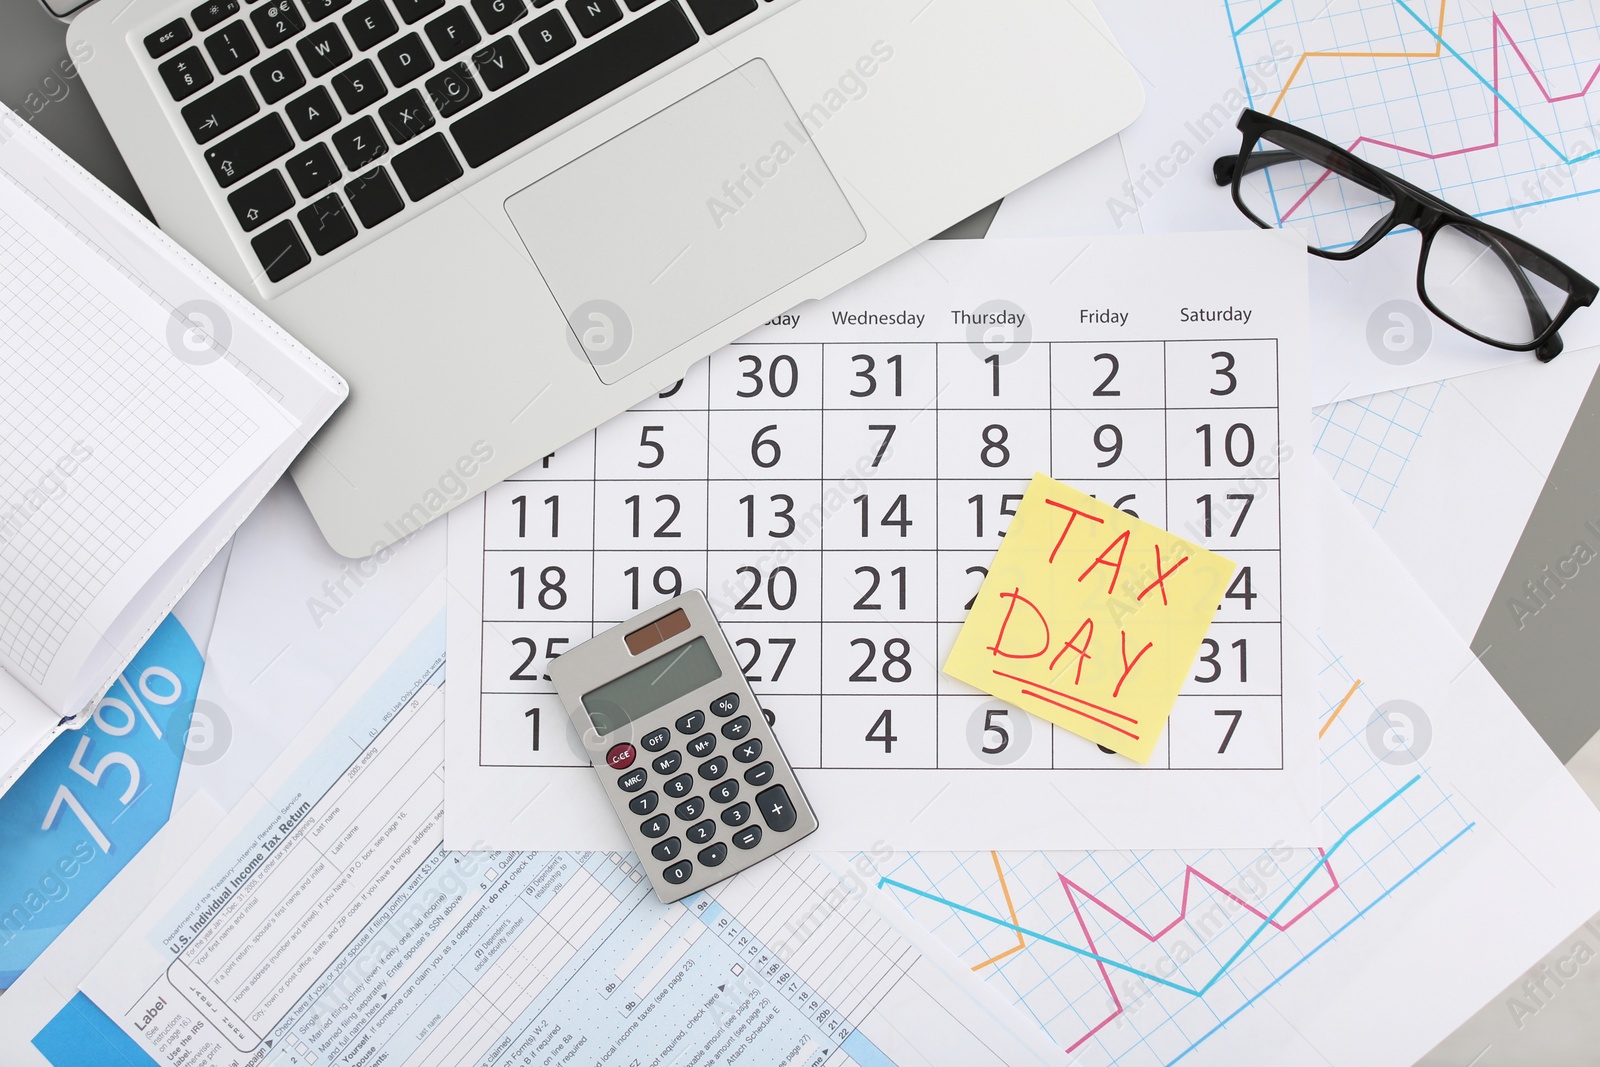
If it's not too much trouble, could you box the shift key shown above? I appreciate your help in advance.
[204,114,294,188]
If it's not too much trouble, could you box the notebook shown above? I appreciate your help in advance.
[0,103,346,795]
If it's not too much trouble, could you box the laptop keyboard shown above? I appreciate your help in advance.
[145,0,769,286]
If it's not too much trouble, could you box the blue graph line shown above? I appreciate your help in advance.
[878,774,1447,996]
[1234,0,1288,36]
[1167,822,1477,1065]
[1227,0,1600,216]
[1388,0,1600,166]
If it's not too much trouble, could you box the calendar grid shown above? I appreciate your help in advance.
[477,338,1286,774]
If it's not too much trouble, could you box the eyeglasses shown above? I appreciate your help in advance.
[1213,109,1597,361]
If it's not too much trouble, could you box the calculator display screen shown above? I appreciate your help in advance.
[582,637,722,735]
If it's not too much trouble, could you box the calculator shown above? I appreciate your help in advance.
[548,591,817,902]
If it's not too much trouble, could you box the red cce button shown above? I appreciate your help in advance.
[606,743,636,770]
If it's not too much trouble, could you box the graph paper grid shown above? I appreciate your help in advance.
[0,208,257,685]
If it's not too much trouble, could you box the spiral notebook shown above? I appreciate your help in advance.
[0,104,346,795]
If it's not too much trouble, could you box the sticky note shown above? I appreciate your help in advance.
[944,473,1237,763]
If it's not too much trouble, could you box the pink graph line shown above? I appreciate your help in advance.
[1279,12,1600,222]
[1058,851,1340,1053]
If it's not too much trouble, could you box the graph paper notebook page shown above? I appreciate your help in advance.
[66,587,1062,1067]
[0,105,346,795]
[859,473,1600,1067]
[445,230,1320,851]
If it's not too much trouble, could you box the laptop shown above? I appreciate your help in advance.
[58,0,1143,556]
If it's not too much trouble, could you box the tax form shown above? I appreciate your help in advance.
[66,586,1058,1067]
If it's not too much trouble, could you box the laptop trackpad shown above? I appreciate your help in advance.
[505,59,866,385]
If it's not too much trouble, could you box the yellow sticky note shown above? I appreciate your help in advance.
[944,473,1237,763]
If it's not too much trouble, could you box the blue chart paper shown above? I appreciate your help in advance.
[0,615,203,988]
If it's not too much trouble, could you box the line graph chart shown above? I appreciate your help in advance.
[874,643,1477,1064]
[1226,0,1600,240]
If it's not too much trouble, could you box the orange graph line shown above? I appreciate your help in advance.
[1319,679,1364,739]
[1267,0,1450,116]
[971,851,1027,970]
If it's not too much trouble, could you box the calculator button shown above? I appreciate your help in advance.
[721,801,751,827]
[652,750,682,775]
[755,785,797,832]
[685,819,715,845]
[663,773,693,798]
[675,710,705,734]
[708,780,738,805]
[698,842,727,868]
[641,727,671,752]
[719,715,752,741]
[628,790,658,816]
[698,756,728,781]
[686,733,716,759]
[606,742,635,770]
[663,860,693,885]
[650,837,680,861]
[710,693,739,717]
[617,767,648,792]
[732,826,762,850]
[639,813,670,838]
[733,738,762,764]
[673,796,704,821]
[743,761,775,787]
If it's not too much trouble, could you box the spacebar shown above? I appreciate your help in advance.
[451,2,700,169]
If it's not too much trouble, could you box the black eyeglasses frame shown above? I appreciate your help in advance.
[1213,108,1598,362]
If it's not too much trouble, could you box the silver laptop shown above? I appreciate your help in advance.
[60,0,1142,556]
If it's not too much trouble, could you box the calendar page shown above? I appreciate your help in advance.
[444,231,1319,851]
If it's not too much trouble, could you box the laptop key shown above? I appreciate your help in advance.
[251,50,306,103]
[299,24,352,76]
[473,0,526,35]
[684,0,754,35]
[393,0,445,23]
[181,76,259,144]
[332,58,387,112]
[472,37,527,92]
[299,194,359,254]
[565,0,620,37]
[193,0,240,32]
[252,0,306,48]
[250,219,311,281]
[378,33,434,86]
[160,47,215,101]
[345,166,404,226]
[304,0,352,20]
[344,0,398,48]
[392,132,461,200]
[518,11,573,64]
[205,22,260,74]
[227,169,294,231]
[332,115,388,169]
[378,88,434,143]
[146,19,193,59]
[287,143,342,196]
[425,7,480,58]
[623,0,657,8]
[285,84,341,138]
[424,63,480,118]
[205,113,293,187]
[455,1,697,168]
